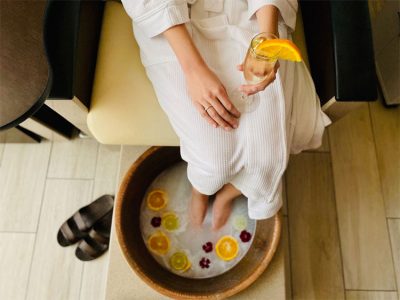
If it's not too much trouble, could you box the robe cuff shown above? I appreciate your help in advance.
[133,1,190,38]
[247,0,298,32]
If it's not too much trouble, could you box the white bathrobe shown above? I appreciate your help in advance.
[120,0,332,219]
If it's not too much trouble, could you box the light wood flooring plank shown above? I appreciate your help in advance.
[286,152,345,300]
[92,144,121,199]
[93,145,121,182]
[117,145,151,185]
[80,144,120,300]
[369,99,400,217]
[329,104,396,290]
[0,144,3,166]
[0,131,5,165]
[26,179,93,300]
[48,138,98,179]
[0,141,51,231]
[346,291,398,300]
[80,252,110,300]
[388,219,400,298]
[0,233,35,300]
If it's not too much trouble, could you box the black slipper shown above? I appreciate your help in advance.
[57,194,114,247]
[75,209,113,261]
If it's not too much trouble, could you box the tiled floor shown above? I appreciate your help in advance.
[0,97,398,300]
[0,138,121,300]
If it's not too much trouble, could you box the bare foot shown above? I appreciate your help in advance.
[212,183,242,231]
[190,187,209,227]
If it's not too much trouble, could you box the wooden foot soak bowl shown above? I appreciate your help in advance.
[115,146,282,299]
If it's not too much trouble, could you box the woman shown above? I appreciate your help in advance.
[120,0,331,230]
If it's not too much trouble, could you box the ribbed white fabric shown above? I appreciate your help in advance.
[121,0,332,219]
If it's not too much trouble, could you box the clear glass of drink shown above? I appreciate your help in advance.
[230,32,281,113]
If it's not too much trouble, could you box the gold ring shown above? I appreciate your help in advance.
[205,105,213,112]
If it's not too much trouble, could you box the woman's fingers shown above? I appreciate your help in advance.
[193,102,219,128]
[237,61,280,95]
[196,88,241,131]
[239,65,279,96]
[217,87,241,118]
[240,72,276,96]
[205,105,234,130]
[208,96,239,129]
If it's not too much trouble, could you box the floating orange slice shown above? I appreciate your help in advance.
[162,212,179,231]
[147,189,168,211]
[148,231,170,255]
[169,251,191,272]
[254,39,302,62]
[215,235,239,261]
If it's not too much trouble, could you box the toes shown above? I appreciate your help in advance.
[212,215,226,231]
[211,197,233,231]
[190,207,206,226]
[190,193,209,227]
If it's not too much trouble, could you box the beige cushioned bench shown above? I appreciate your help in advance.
[87,1,310,146]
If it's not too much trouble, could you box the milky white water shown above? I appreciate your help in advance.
[140,161,256,279]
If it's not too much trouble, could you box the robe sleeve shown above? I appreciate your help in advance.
[120,0,189,38]
[247,0,298,32]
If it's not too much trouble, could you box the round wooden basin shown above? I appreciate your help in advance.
[115,146,282,299]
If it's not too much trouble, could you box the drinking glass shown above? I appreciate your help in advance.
[230,32,281,113]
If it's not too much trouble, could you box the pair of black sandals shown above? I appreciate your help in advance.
[57,195,114,261]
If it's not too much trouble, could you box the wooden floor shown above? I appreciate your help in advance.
[0,97,398,299]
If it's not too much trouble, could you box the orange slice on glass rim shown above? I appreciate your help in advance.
[148,231,170,255]
[162,212,180,231]
[169,251,191,272]
[253,39,302,62]
[215,235,239,261]
[147,189,168,211]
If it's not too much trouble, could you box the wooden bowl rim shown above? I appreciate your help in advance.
[115,146,282,299]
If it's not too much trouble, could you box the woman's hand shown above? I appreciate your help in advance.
[163,24,241,131]
[185,64,241,131]
[236,60,280,96]
[237,4,281,96]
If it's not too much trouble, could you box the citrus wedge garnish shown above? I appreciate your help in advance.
[215,235,239,261]
[162,212,179,231]
[254,39,302,62]
[148,231,170,255]
[147,189,168,211]
[169,251,191,272]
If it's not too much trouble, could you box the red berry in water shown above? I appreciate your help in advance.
[240,230,252,242]
[151,217,161,227]
[199,257,211,269]
[202,241,213,253]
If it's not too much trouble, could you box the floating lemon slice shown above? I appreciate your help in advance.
[215,235,239,261]
[147,189,168,211]
[254,39,302,62]
[169,251,191,272]
[162,212,179,231]
[233,215,247,231]
[148,231,170,255]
